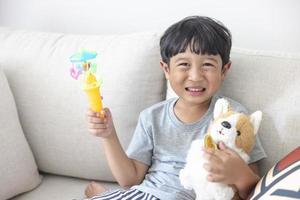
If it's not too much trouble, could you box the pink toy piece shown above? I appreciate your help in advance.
[70,67,82,80]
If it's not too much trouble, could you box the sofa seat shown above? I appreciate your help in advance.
[11,174,119,200]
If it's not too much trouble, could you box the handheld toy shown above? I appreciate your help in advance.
[70,49,103,115]
[179,98,262,200]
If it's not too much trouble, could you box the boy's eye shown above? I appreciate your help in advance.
[203,63,214,67]
[177,62,190,70]
[178,62,189,66]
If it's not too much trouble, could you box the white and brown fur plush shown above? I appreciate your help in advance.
[179,98,262,200]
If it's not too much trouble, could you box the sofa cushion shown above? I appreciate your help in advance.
[248,147,300,200]
[0,68,41,200]
[0,27,164,182]
[221,48,300,175]
[166,48,300,175]
[11,173,120,200]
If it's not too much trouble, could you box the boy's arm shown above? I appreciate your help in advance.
[87,108,149,188]
[234,162,260,199]
[102,130,149,188]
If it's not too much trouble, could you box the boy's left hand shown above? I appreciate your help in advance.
[202,142,250,185]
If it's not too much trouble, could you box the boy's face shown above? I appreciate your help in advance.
[161,48,230,107]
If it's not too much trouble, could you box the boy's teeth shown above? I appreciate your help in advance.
[187,87,204,92]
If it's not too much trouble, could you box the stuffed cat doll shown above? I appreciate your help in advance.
[179,98,262,200]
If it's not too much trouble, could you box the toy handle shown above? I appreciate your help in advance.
[84,86,104,118]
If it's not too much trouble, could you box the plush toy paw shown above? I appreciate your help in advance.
[179,168,193,190]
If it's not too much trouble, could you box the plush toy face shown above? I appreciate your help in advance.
[210,113,241,149]
[210,98,262,154]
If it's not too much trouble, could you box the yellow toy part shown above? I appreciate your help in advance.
[83,72,103,113]
[204,134,217,150]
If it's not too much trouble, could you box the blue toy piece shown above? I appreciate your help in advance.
[70,50,97,63]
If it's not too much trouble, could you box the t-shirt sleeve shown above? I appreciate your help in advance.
[126,112,153,166]
[248,135,267,163]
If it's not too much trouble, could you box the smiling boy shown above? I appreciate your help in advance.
[85,16,266,200]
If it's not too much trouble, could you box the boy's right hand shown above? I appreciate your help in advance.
[86,108,115,138]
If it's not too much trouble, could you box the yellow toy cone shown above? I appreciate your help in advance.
[83,72,103,113]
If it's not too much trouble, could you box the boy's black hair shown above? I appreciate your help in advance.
[160,16,232,66]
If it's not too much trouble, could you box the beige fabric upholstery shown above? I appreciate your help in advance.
[0,68,41,200]
[11,173,120,200]
[222,48,300,175]
[0,27,164,182]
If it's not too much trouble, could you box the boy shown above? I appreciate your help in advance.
[85,16,266,200]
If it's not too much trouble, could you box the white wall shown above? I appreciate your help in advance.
[0,0,299,53]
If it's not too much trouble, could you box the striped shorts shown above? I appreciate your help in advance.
[89,189,159,200]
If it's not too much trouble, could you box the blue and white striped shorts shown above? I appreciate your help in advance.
[89,188,159,200]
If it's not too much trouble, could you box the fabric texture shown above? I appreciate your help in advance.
[11,173,120,200]
[0,27,164,182]
[248,147,300,200]
[0,68,41,200]
[167,48,300,176]
[126,95,266,200]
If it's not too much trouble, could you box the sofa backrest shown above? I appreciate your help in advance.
[0,27,164,181]
[222,49,300,174]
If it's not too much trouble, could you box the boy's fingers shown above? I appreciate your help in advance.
[214,143,234,157]
[202,147,215,155]
[88,129,106,137]
[86,109,98,117]
[99,110,106,119]
[218,141,227,150]
[207,174,223,182]
[203,151,214,161]
[103,108,111,118]
[87,107,111,119]
[203,163,214,172]
[88,123,107,129]
[87,116,105,123]
[218,142,234,155]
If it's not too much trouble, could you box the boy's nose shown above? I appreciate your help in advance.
[188,67,204,81]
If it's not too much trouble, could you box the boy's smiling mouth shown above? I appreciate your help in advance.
[185,87,206,96]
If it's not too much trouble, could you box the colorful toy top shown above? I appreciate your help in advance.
[69,49,103,113]
[70,50,98,80]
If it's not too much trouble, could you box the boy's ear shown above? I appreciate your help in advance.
[221,61,231,81]
[160,60,170,79]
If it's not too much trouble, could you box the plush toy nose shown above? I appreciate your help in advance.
[221,121,231,129]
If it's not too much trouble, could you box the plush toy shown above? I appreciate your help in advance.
[179,98,262,200]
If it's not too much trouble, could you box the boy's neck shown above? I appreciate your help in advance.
[173,98,211,124]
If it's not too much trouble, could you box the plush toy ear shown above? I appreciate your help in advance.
[213,98,230,119]
[250,111,263,135]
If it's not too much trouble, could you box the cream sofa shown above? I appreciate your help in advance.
[0,27,299,200]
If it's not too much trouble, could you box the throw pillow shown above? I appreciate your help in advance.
[248,147,300,200]
[0,68,41,199]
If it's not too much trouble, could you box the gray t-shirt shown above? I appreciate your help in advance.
[126,95,267,200]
